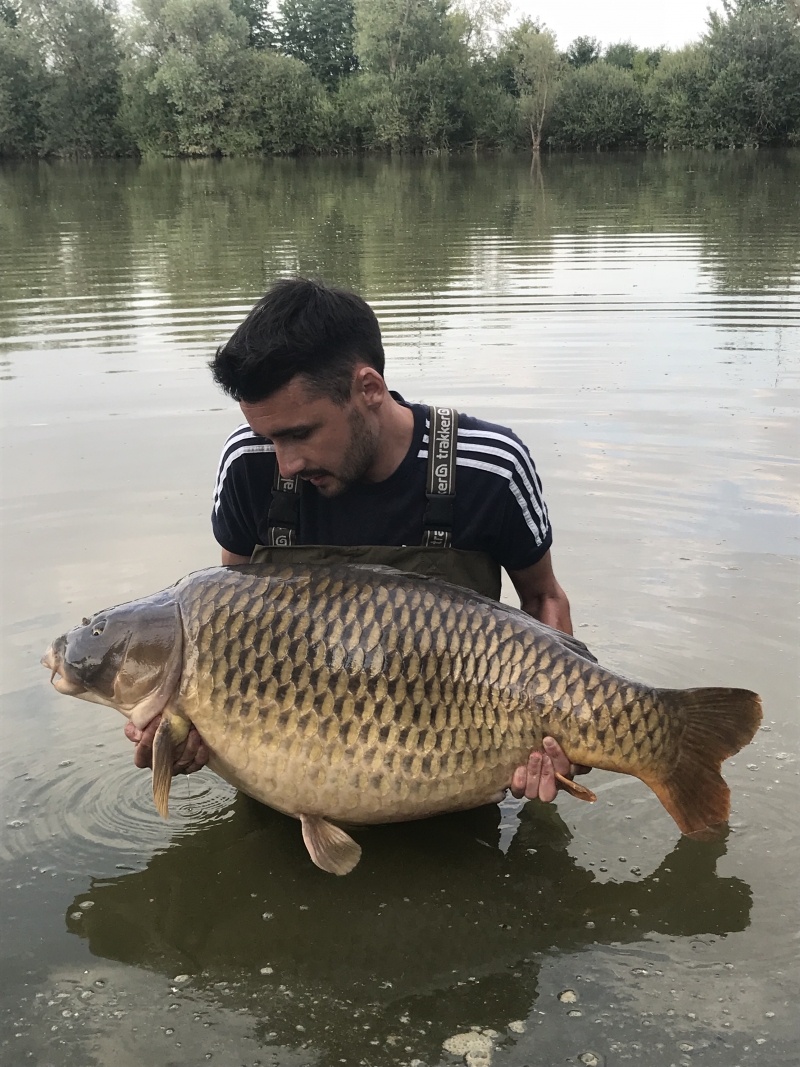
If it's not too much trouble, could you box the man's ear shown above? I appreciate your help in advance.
[355,365,386,408]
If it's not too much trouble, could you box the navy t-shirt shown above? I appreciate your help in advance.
[212,395,552,573]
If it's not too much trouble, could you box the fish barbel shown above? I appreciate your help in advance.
[42,563,761,874]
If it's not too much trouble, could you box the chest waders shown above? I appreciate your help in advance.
[249,407,503,602]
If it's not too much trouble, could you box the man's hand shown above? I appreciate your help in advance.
[510,736,591,802]
[124,716,209,775]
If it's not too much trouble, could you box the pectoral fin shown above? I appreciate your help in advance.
[300,814,362,875]
[555,772,597,802]
[152,711,190,819]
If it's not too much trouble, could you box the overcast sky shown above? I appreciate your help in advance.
[511,0,725,50]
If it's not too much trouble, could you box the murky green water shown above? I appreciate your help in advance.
[1,153,798,1067]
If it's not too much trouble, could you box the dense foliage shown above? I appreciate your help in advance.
[1,0,798,157]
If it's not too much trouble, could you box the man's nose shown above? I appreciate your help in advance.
[274,445,304,478]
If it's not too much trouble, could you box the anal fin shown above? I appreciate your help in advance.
[152,711,190,819]
[300,814,362,875]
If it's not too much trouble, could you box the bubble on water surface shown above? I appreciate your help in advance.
[442,1031,493,1066]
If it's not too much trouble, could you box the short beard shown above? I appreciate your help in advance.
[314,406,378,498]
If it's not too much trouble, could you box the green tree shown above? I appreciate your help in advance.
[354,0,452,76]
[565,35,600,67]
[645,44,714,146]
[647,0,800,147]
[501,18,561,151]
[334,52,473,151]
[604,40,636,69]
[229,0,274,47]
[548,61,645,149]
[703,0,800,145]
[0,3,48,157]
[605,41,663,85]
[453,0,509,57]
[26,0,130,156]
[122,0,257,155]
[338,0,478,151]
[122,0,326,155]
[631,47,663,84]
[278,0,357,85]
[244,48,327,151]
[462,58,519,147]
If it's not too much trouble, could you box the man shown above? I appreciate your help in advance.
[126,278,588,803]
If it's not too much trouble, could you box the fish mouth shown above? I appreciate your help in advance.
[41,640,87,697]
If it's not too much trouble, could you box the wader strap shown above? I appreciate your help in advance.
[266,467,302,547]
[423,406,458,548]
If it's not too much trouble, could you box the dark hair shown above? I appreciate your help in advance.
[210,278,385,405]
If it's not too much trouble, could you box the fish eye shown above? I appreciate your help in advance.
[91,620,106,636]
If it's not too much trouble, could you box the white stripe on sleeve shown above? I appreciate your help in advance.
[417,450,545,546]
[214,442,275,512]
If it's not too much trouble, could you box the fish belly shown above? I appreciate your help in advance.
[196,711,529,824]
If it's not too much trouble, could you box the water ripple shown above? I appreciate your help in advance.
[1,747,236,868]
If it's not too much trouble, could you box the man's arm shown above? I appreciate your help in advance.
[508,550,573,635]
[222,548,251,565]
[507,550,589,802]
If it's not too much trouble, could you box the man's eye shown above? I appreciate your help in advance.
[291,431,310,441]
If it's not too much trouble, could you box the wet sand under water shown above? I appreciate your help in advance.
[0,152,798,1066]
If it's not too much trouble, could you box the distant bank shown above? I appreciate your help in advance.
[1,0,798,160]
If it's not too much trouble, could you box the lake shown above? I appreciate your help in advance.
[0,152,798,1067]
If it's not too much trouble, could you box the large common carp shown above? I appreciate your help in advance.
[42,563,761,875]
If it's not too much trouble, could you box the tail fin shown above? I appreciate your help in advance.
[647,688,762,835]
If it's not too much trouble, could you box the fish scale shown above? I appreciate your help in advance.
[176,566,635,823]
[44,561,762,874]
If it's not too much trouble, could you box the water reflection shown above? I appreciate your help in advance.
[1,152,798,360]
[65,797,751,1062]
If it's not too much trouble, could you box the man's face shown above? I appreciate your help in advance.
[240,374,379,498]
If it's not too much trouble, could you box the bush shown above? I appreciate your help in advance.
[703,0,800,146]
[333,54,474,152]
[647,2,800,148]
[646,45,714,147]
[547,62,646,149]
[243,50,327,153]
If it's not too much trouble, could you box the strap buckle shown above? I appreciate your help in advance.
[266,468,302,547]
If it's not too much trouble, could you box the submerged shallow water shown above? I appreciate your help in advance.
[0,152,798,1067]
